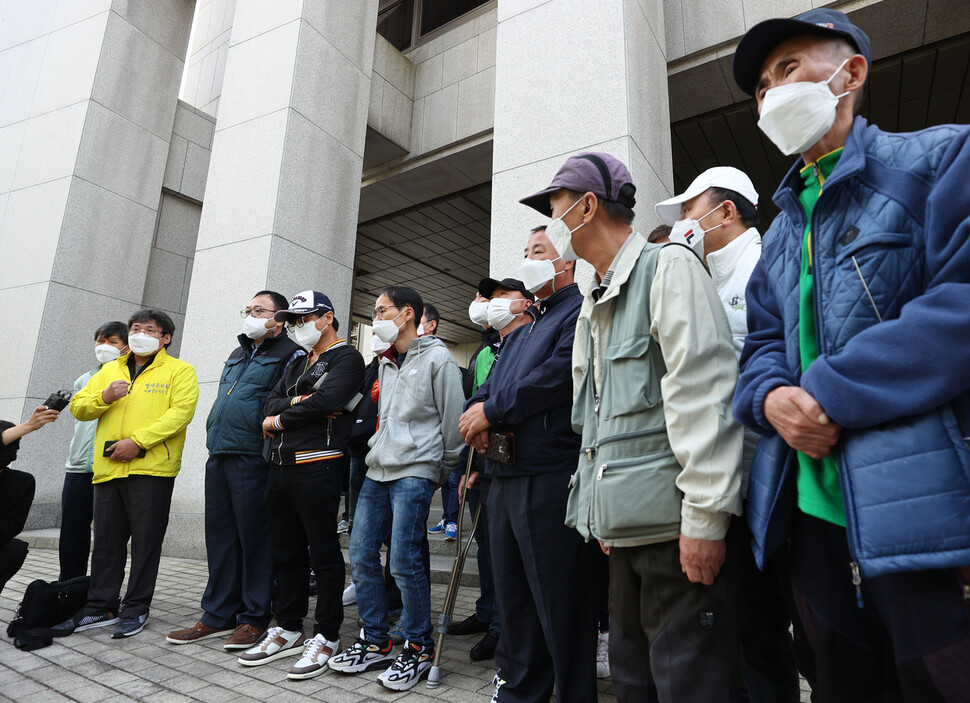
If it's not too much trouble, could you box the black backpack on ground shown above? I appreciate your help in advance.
[6,575,90,650]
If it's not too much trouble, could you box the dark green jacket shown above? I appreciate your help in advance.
[206,333,303,456]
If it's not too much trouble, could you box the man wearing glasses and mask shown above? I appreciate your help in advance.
[167,291,303,652]
[56,309,200,639]
[233,291,363,680]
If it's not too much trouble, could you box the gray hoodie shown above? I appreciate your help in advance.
[366,335,465,483]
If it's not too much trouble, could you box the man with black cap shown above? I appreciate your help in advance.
[236,290,363,680]
[448,291,504,662]
[460,266,597,702]
[522,152,744,702]
[732,9,970,701]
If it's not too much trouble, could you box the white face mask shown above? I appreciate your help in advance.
[128,332,160,356]
[292,320,326,351]
[372,309,406,344]
[544,198,585,262]
[668,203,724,258]
[486,298,526,330]
[517,256,562,294]
[416,323,427,337]
[371,335,392,355]
[95,344,122,365]
[758,58,850,156]
[468,300,490,327]
[243,314,272,340]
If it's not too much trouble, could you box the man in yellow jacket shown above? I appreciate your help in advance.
[54,309,199,639]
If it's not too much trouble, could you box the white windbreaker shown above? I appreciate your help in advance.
[705,227,762,359]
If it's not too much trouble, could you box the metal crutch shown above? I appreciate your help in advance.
[426,449,483,688]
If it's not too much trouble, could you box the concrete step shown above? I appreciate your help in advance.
[338,518,480,559]
[20,525,482,588]
[20,528,60,550]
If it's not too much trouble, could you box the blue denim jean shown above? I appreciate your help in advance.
[438,466,461,524]
[350,475,435,647]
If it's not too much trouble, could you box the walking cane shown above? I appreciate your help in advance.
[426,449,483,688]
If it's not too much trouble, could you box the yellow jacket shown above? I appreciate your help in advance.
[70,348,199,484]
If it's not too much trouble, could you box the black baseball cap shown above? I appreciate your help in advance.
[733,8,871,96]
[520,152,637,218]
[478,278,536,302]
[274,290,334,322]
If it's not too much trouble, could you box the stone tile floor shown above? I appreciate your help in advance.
[0,548,619,702]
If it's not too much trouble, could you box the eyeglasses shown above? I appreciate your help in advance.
[287,316,317,329]
[240,307,277,318]
[372,305,400,320]
[130,327,162,337]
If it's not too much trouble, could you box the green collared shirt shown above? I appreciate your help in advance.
[796,148,846,527]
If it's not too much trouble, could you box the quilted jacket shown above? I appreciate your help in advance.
[734,117,970,578]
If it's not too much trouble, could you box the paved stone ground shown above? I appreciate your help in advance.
[0,548,619,702]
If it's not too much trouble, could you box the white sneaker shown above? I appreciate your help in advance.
[328,629,396,673]
[237,626,304,666]
[342,581,357,606]
[377,640,435,691]
[287,634,340,679]
[596,631,610,679]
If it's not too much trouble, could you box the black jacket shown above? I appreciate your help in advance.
[0,421,18,471]
[468,284,583,476]
[263,341,365,467]
[1,421,34,546]
[349,357,380,453]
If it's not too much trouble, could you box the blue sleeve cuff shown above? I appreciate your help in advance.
[752,378,787,431]
[482,399,500,426]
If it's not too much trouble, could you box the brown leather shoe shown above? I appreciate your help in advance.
[166,621,233,645]
[224,623,267,650]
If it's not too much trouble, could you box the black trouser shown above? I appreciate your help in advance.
[488,472,598,703]
[739,511,813,702]
[86,475,175,617]
[59,472,94,580]
[609,531,742,703]
[790,510,970,703]
[473,476,508,671]
[0,539,28,596]
[0,467,34,596]
[200,454,274,629]
[596,548,610,632]
[265,462,343,640]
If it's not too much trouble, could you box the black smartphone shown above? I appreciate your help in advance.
[103,441,147,459]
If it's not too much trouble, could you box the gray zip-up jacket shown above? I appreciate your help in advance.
[366,335,465,484]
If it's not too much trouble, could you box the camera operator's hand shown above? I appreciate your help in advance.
[2,406,60,446]
[27,405,60,431]
[102,380,130,404]
[106,438,142,462]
